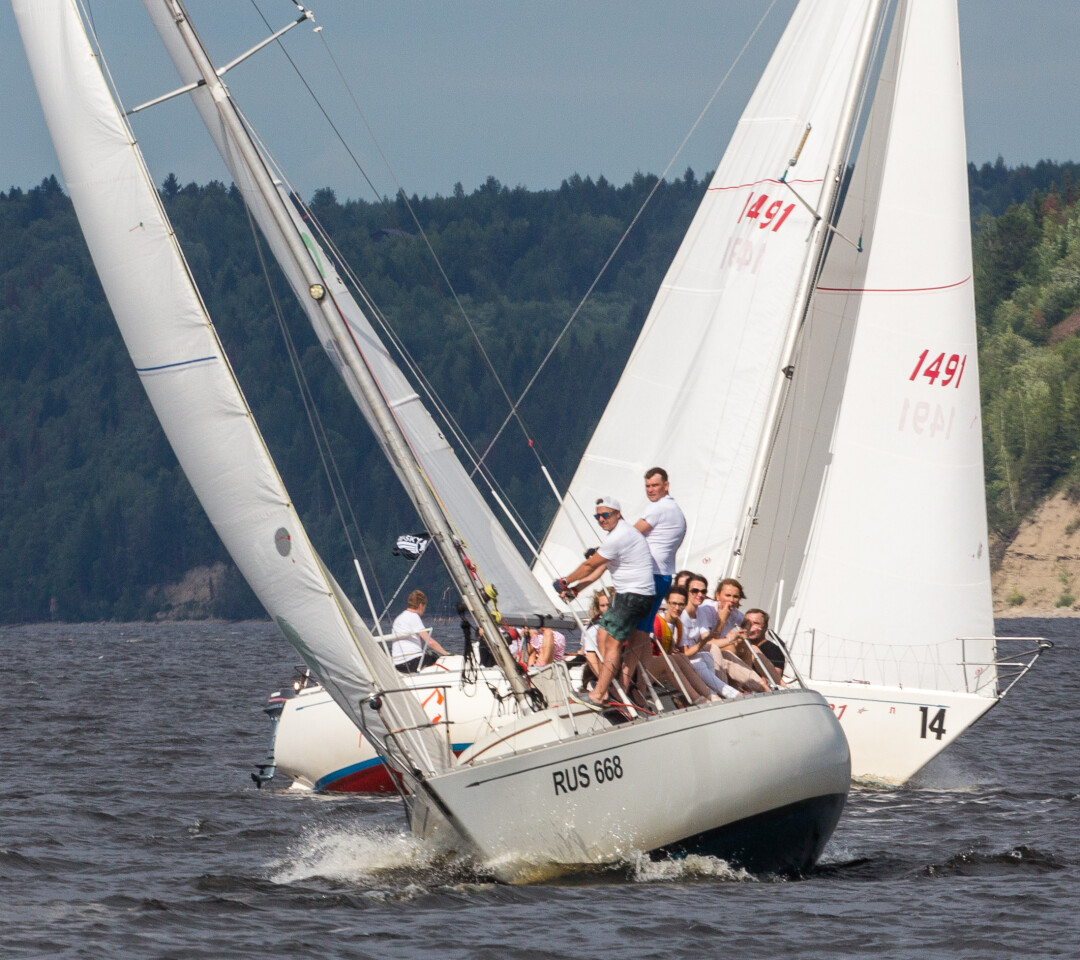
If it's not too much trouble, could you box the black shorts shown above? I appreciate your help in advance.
[395,649,440,673]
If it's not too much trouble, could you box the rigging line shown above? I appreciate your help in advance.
[745,0,893,537]
[86,0,385,611]
[474,0,785,473]
[254,0,544,484]
[378,549,429,625]
[295,199,549,556]
[310,28,546,471]
[247,0,388,212]
[249,5,550,553]
[244,198,387,613]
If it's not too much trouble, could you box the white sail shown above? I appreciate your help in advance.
[537,0,881,591]
[763,0,997,695]
[140,0,561,628]
[14,0,452,777]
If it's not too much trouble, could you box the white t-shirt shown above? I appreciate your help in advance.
[702,597,746,638]
[598,518,656,595]
[638,494,686,576]
[582,622,600,654]
[679,603,719,648]
[390,608,428,664]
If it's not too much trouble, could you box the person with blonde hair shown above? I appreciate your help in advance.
[390,589,449,673]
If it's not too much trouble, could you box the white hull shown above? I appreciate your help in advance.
[806,679,997,784]
[265,670,1001,790]
[268,656,513,792]
[417,689,850,883]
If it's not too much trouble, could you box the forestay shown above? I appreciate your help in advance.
[142,0,562,627]
[742,0,997,695]
[536,0,880,594]
[15,0,452,776]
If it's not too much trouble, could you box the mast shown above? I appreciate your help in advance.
[728,0,890,577]
[156,0,533,705]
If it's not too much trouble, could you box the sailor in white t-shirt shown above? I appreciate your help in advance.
[555,496,655,705]
[390,589,449,673]
[679,574,740,699]
[633,467,687,624]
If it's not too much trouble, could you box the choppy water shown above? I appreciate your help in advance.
[1,618,1076,959]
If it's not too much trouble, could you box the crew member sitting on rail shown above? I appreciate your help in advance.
[390,590,449,673]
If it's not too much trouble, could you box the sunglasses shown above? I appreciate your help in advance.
[594,511,614,520]
[688,587,707,595]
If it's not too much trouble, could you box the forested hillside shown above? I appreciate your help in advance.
[1,159,1077,622]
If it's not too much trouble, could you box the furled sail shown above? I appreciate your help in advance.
[14,0,453,776]
[749,0,997,695]
[141,0,562,628]
[536,0,882,593]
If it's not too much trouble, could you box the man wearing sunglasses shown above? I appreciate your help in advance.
[554,496,655,706]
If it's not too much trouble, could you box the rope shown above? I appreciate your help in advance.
[474,0,785,470]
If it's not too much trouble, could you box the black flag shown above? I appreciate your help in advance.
[393,533,430,561]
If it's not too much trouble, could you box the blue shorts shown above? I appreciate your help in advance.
[637,574,671,631]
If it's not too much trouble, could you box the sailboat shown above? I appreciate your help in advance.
[541,0,1050,785]
[17,0,851,881]
[260,0,1052,794]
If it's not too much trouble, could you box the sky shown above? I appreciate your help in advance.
[2,0,1078,204]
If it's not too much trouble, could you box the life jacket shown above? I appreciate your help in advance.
[651,613,682,655]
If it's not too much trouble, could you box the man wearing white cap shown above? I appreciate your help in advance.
[555,495,656,705]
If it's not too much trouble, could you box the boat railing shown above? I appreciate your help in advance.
[765,630,807,690]
[957,635,1053,697]
[376,680,459,762]
[527,659,586,736]
[791,628,1018,692]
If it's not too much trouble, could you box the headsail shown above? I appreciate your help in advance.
[536,0,883,593]
[746,0,997,695]
[141,0,562,629]
[14,0,453,777]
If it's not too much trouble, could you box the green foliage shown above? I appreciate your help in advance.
[5,157,1080,622]
[0,172,703,622]
[978,183,1080,537]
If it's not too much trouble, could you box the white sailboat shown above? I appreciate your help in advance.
[257,0,900,796]
[540,0,1050,784]
[17,0,850,881]
[260,0,1048,794]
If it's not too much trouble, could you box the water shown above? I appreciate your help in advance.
[1,618,1076,959]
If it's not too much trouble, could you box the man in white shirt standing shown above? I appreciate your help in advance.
[556,496,656,706]
[390,589,449,673]
[634,466,687,623]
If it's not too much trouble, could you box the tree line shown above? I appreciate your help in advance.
[0,159,1076,622]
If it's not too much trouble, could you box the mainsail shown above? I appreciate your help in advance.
[14,0,452,778]
[743,0,997,695]
[536,0,883,593]
[141,0,561,629]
